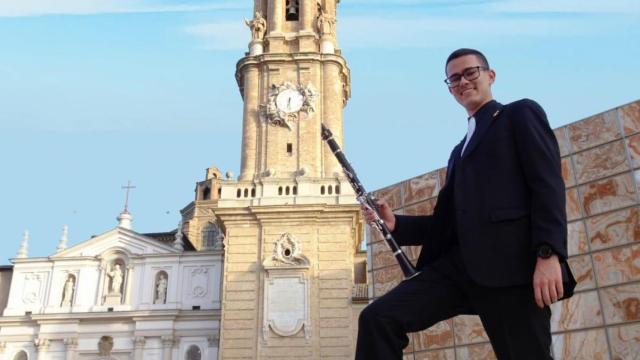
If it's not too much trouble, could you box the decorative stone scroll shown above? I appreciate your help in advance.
[262,233,311,341]
[264,233,310,267]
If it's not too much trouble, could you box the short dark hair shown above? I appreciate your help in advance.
[445,48,490,73]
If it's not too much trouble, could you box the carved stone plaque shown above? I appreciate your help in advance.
[263,273,310,339]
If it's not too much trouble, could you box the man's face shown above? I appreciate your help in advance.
[446,54,495,114]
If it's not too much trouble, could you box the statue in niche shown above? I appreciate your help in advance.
[155,273,168,304]
[98,336,117,360]
[316,7,335,37]
[61,275,75,306]
[107,263,124,295]
[245,11,267,41]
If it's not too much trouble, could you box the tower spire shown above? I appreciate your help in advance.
[16,230,29,258]
[173,220,185,251]
[56,225,69,253]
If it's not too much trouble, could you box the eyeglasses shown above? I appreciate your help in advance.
[444,66,488,88]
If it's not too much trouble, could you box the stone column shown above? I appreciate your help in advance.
[162,336,174,360]
[134,337,145,360]
[239,65,260,181]
[124,264,134,305]
[95,262,107,305]
[268,0,284,34]
[64,338,78,360]
[34,338,50,360]
[322,61,344,177]
[300,0,315,32]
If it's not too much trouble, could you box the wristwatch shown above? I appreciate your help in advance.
[537,245,554,259]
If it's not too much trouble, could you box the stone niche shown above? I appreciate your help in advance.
[262,233,311,341]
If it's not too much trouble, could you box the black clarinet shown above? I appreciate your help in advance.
[321,123,419,280]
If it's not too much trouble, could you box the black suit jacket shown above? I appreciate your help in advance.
[392,99,576,295]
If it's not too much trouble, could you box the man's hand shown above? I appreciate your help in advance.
[533,255,563,308]
[361,199,396,232]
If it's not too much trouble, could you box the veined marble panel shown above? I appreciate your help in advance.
[568,221,589,256]
[453,315,488,345]
[620,101,640,136]
[403,171,440,206]
[587,206,640,251]
[626,134,640,169]
[437,168,447,189]
[372,266,403,298]
[552,328,610,360]
[580,173,637,216]
[574,140,629,184]
[412,320,454,351]
[568,109,621,152]
[608,323,640,360]
[592,244,640,286]
[371,241,396,270]
[550,290,602,331]
[600,282,640,324]
[568,255,596,291]
[414,348,455,360]
[372,184,403,210]
[455,343,496,360]
[566,188,582,221]
[555,127,571,157]
[401,245,421,263]
[562,157,576,187]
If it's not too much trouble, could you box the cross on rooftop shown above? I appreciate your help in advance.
[121,180,136,213]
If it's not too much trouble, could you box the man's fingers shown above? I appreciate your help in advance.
[541,282,552,306]
[556,278,564,300]
[534,284,544,309]
[548,283,558,304]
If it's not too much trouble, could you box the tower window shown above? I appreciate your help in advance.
[251,188,256,197]
[287,143,293,156]
[278,186,283,195]
[202,187,211,200]
[293,186,297,195]
[328,185,333,195]
[286,0,299,21]
[244,188,249,198]
[335,185,340,194]
[321,185,325,195]
[286,186,290,195]
[236,189,242,198]
[218,188,222,197]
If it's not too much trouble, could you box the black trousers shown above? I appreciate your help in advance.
[356,248,552,360]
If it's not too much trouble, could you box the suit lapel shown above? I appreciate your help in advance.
[461,105,503,159]
[445,141,465,184]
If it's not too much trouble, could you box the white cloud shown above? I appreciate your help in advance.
[0,0,248,17]
[490,0,640,14]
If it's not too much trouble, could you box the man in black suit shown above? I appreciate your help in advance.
[355,48,576,360]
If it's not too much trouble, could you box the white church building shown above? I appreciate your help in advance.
[0,209,223,360]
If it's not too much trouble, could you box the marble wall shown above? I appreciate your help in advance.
[366,100,640,360]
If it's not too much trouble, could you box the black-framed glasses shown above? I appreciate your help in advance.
[444,66,488,88]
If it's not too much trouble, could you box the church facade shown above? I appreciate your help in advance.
[0,212,223,360]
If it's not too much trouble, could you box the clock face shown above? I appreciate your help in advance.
[275,89,304,113]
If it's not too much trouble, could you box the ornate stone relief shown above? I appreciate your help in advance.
[259,82,318,130]
[189,268,209,298]
[264,233,309,267]
[23,273,44,304]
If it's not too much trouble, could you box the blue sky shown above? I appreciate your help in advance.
[0,0,639,263]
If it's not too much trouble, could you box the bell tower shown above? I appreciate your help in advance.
[180,1,366,359]
[237,0,350,186]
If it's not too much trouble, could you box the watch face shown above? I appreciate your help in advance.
[276,89,304,113]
